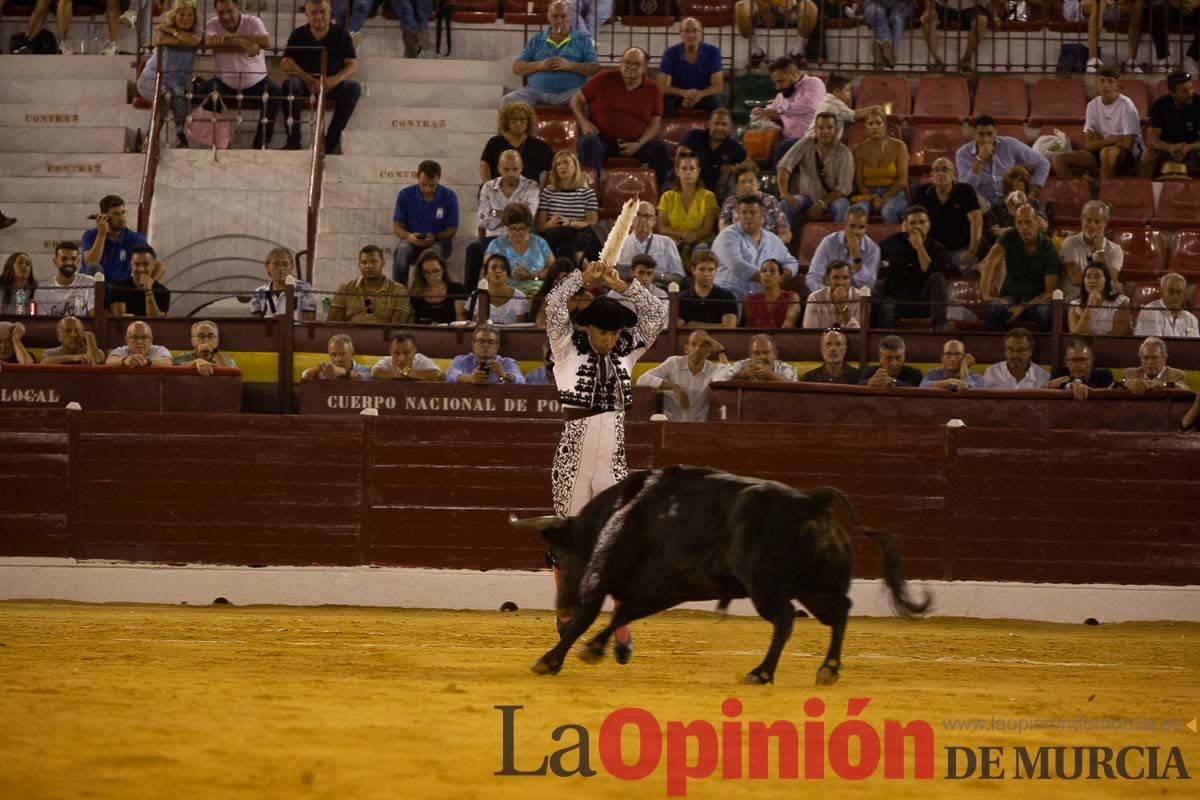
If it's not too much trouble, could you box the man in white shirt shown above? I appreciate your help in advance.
[104,321,173,368]
[980,328,1050,389]
[616,200,685,282]
[36,243,95,318]
[1133,272,1200,339]
[1058,201,1124,303]
[727,334,796,381]
[1051,67,1142,183]
[802,260,866,329]
[370,332,443,381]
[636,329,730,421]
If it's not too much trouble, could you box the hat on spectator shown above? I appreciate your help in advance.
[1166,70,1193,89]
[575,297,637,331]
[1159,161,1192,180]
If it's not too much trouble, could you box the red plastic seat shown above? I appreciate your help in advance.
[1152,79,1169,104]
[503,0,552,23]
[1155,181,1200,226]
[796,222,842,266]
[1029,79,1086,126]
[658,113,707,158]
[1119,79,1150,120]
[947,277,985,321]
[910,76,970,123]
[1040,177,1092,221]
[867,222,901,245]
[973,78,1029,124]
[1128,282,1162,328]
[1097,177,1155,227]
[682,0,734,26]
[996,124,1030,144]
[909,124,965,167]
[1111,228,1167,273]
[1168,229,1200,274]
[600,167,658,219]
[854,75,912,118]
[534,113,577,154]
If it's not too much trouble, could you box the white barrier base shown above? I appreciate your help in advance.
[1,558,1196,624]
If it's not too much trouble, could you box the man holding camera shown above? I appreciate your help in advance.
[446,326,525,385]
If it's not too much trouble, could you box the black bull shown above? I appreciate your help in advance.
[510,465,930,685]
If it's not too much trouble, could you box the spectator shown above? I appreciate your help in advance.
[1133,272,1200,338]
[1052,67,1142,183]
[301,333,370,380]
[778,112,855,222]
[617,201,685,281]
[1130,0,1183,73]
[851,108,909,223]
[1139,70,1200,178]
[920,338,982,390]
[18,0,72,54]
[385,0,432,58]
[524,344,555,386]
[280,0,360,155]
[745,259,801,328]
[859,334,922,386]
[609,256,668,326]
[1069,261,1131,336]
[1047,337,1113,400]
[391,160,459,286]
[566,0,613,42]
[657,152,719,265]
[468,152,541,288]
[37,243,95,318]
[330,245,412,324]
[371,332,443,381]
[877,205,953,331]
[536,150,601,263]
[573,47,671,187]
[136,0,201,150]
[1059,201,1123,303]
[804,73,883,139]
[680,109,747,201]
[409,250,467,325]
[479,102,555,183]
[0,322,34,365]
[637,329,730,421]
[503,1,600,108]
[251,246,317,321]
[1066,0,1139,73]
[806,206,880,293]
[679,251,739,328]
[105,321,173,368]
[713,195,798,301]
[107,245,170,318]
[486,203,555,283]
[735,1,822,65]
[446,325,525,384]
[978,184,1047,258]
[800,327,859,384]
[466,254,532,325]
[38,316,102,365]
[533,257,585,328]
[912,158,983,273]
[802,259,866,329]
[980,328,1050,388]
[1118,336,1189,392]
[718,163,792,245]
[979,205,1061,331]
[173,320,238,376]
[862,0,911,69]
[41,0,123,54]
[81,195,151,283]
[754,57,826,167]
[657,18,725,117]
[1,252,37,315]
[956,115,1050,208]
[922,0,995,72]
[728,334,797,381]
[202,0,281,151]
[329,0,369,47]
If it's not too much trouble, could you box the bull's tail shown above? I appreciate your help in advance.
[810,487,932,619]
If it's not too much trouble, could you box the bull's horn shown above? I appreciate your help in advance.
[508,513,563,531]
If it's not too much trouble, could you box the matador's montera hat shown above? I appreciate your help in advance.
[575,296,637,332]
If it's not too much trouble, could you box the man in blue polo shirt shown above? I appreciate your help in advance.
[392,159,459,285]
[501,1,600,108]
[80,195,151,285]
[657,17,725,117]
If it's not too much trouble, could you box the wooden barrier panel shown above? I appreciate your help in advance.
[708,381,1194,431]
[0,365,243,412]
[298,381,659,419]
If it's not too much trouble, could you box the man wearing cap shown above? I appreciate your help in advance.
[1140,70,1200,179]
[545,257,667,664]
[1051,66,1142,184]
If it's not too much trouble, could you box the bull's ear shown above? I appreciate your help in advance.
[539,521,572,550]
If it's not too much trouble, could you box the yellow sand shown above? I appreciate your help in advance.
[0,602,1196,799]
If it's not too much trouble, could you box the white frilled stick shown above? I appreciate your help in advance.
[598,197,639,268]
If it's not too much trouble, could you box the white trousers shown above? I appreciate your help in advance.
[552,410,627,517]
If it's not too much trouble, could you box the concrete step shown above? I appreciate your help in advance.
[359,81,501,109]
[0,78,129,105]
[154,149,313,190]
[0,177,141,204]
[0,153,145,180]
[3,201,105,230]
[321,181,479,214]
[356,57,510,84]
[340,130,490,158]
[0,104,150,129]
[316,207,396,236]
[0,126,128,153]
[324,155,482,187]
[0,53,135,79]
[346,106,498,134]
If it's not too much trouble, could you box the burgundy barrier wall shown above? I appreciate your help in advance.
[0,365,243,412]
[2,411,1197,586]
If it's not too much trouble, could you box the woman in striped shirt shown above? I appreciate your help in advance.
[536,150,601,263]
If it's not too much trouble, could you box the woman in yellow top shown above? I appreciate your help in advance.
[656,152,718,267]
[851,109,908,223]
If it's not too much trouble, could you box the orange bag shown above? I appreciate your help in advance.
[743,129,780,162]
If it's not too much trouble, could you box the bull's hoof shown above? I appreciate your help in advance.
[742,669,774,685]
[578,642,605,664]
[815,666,840,686]
[531,656,562,676]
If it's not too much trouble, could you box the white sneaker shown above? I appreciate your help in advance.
[119,10,137,28]
[1185,57,1200,76]
[99,40,118,55]
[1086,57,1102,73]
[1123,59,1143,74]
[59,41,75,54]
[350,30,362,50]
[1154,57,1170,72]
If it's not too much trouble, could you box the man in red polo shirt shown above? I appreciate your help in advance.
[571,46,671,188]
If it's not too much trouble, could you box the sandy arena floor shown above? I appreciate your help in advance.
[0,601,1196,799]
